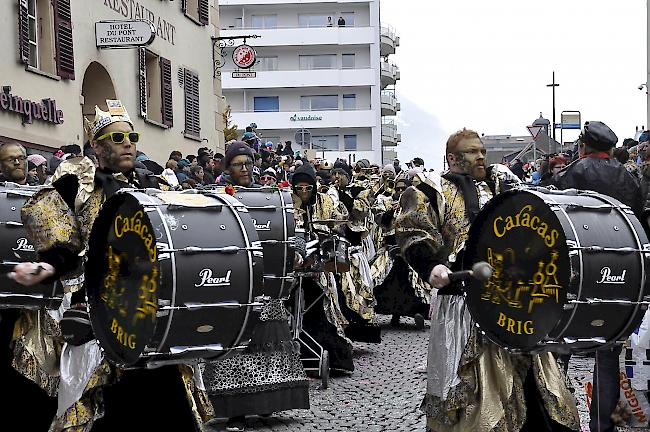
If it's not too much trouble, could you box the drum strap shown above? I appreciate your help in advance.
[441,172,480,223]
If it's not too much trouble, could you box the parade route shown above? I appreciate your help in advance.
[207,315,428,431]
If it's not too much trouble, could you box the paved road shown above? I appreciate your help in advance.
[207,314,428,431]
[207,316,650,432]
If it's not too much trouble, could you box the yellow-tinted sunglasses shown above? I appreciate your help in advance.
[95,131,141,144]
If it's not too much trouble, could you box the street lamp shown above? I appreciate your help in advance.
[640,83,650,130]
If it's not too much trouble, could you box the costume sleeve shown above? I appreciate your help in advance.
[21,186,83,278]
[395,186,446,282]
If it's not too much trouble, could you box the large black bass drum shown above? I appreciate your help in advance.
[86,189,264,368]
[464,188,649,353]
[0,183,61,309]
[233,187,295,298]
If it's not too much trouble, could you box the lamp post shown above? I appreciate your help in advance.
[546,71,560,144]
[640,83,649,131]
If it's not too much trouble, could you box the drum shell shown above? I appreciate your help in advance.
[321,236,351,273]
[87,190,264,367]
[464,188,649,353]
[233,187,295,299]
[0,185,61,309]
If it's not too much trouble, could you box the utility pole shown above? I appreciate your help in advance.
[546,71,560,149]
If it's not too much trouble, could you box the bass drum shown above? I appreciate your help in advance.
[86,190,264,367]
[232,187,296,298]
[0,183,61,309]
[464,188,649,353]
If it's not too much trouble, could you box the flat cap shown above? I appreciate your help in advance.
[580,121,618,151]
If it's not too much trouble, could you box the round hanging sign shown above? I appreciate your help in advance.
[232,44,257,69]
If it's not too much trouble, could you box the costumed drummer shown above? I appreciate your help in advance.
[396,128,579,432]
[11,100,213,431]
[0,141,58,430]
[550,121,644,432]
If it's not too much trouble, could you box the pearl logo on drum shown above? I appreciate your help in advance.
[252,219,271,231]
[195,269,232,287]
[12,237,34,252]
[597,267,626,284]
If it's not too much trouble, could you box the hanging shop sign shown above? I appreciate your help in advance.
[232,44,257,69]
[0,87,64,125]
[96,20,156,49]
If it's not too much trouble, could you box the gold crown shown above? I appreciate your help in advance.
[84,99,133,139]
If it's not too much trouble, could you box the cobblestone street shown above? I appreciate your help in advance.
[207,317,650,432]
[207,315,428,431]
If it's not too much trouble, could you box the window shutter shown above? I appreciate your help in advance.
[17,0,29,64]
[160,57,173,127]
[184,69,200,138]
[198,0,210,25]
[138,48,147,118]
[53,0,75,79]
[180,0,187,13]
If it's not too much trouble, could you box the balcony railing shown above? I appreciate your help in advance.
[222,23,368,31]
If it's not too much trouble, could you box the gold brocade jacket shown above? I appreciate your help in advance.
[19,158,213,431]
[395,169,579,432]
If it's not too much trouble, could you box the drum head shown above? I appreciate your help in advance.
[464,190,570,351]
[86,193,160,366]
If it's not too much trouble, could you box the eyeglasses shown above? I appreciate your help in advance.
[230,161,253,170]
[1,155,26,164]
[95,131,141,144]
[260,175,275,181]
[293,185,314,192]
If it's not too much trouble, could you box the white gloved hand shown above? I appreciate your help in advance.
[9,262,55,286]
[428,264,451,289]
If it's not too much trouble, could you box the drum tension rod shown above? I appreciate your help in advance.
[569,246,650,253]
[564,204,615,212]
[0,221,22,226]
[569,298,650,305]
[157,246,263,254]
[159,301,265,311]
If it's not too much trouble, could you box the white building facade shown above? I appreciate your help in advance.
[0,0,227,162]
[219,0,399,165]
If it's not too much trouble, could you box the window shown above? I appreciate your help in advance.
[182,0,209,25]
[341,12,355,26]
[343,94,356,110]
[19,0,73,78]
[298,14,334,28]
[342,54,355,69]
[184,68,200,139]
[300,95,338,111]
[299,54,336,70]
[254,96,279,112]
[255,56,278,71]
[138,49,173,127]
[251,15,277,29]
[344,135,357,151]
[312,135,339,151]
[233,18,243,29]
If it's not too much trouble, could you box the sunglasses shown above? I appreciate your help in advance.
[230,161,253,169]
[95,131,141,144]
[261,175,275,181]
[293,185,314,192]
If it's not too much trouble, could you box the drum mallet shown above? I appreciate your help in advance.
[446,261,493,283]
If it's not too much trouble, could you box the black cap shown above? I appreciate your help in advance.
[580,121,618,151]
[224,141,254,168]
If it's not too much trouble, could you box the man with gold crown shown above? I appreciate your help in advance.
[10,100,213,431]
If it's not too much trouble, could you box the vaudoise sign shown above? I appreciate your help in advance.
[96,20,156,49]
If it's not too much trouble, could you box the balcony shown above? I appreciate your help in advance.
[220,26,375,47]
[381,92,400,116]
[230,109,377,130]
[222,68,376,90]
[380,62,400,89]
[380,25,399,56]
[381,120,401,146]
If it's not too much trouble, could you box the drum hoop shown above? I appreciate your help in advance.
[545,193,584,343]
[278,189,289,298]
[137,192,178,353]
[594,193,647,347]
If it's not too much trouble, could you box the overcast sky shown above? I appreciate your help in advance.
[381,0,647,170]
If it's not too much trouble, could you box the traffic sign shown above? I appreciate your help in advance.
[527,125,543,139]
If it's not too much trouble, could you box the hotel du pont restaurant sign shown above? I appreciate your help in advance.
[96,20,156,48]
[0,87,64,125]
